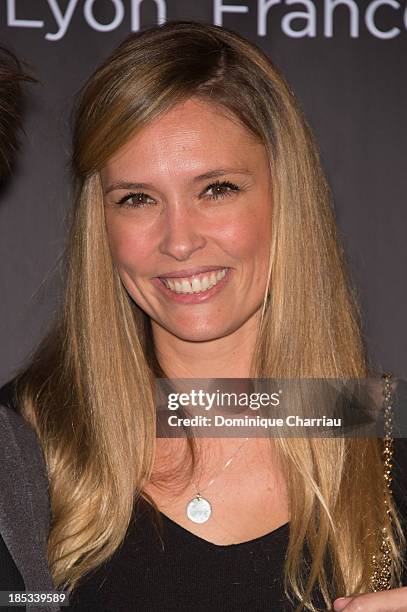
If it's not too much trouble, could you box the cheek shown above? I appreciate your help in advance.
[217,206,272,261]
[105,216,151,273]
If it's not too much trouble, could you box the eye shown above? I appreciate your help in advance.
[116,192,155,208]
[204,180,240,200]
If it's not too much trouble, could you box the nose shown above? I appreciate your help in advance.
[158,201,207,261]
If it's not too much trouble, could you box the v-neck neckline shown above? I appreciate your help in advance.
[159,511,290,549]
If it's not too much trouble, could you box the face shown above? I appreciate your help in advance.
[101,98,273,343]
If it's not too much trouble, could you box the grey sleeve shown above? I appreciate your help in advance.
[0,406,60,611]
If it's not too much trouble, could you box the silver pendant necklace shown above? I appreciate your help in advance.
[186,437,249,524]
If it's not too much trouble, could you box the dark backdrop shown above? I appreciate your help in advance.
[0,0,406,383]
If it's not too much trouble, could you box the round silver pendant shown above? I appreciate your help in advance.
[186,495,212,524]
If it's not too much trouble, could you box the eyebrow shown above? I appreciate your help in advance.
[104,167,253,194]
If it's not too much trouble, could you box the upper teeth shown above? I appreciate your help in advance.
[162,268,228,294]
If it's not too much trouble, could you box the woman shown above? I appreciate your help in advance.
[9,21,407,611]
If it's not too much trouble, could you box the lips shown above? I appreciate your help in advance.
[151,267,232,303]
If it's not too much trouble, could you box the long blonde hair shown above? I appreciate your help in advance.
[15,21,404,610]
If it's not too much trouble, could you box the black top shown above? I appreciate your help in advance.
[68,504,299,612]
[0,538,25,591]
[66,438,407,612]
[0,535,25,611]
[0,380,26,606]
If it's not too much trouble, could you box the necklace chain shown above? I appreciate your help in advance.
[193,437,249,496]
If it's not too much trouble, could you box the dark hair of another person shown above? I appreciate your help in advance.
[0,47,33,179]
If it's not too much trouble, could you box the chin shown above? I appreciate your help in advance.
[160,318,239,343]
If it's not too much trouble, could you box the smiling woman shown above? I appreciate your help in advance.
[5,19,407,612]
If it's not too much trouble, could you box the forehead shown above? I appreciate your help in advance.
[103,98,265,178]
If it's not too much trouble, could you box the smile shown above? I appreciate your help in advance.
[152,267,232,304]
[160,268,228,294]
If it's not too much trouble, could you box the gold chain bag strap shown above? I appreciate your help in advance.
[370,372,394,591]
